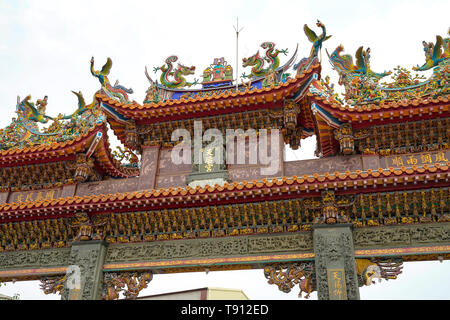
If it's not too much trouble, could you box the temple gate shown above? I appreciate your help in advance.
[0,21,449,300]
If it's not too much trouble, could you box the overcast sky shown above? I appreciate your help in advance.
[0,0,449,300]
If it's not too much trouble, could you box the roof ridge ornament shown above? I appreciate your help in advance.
[413,29,450,71]
[326,45,392,105]
[0,92,105,151]
[200,57,234,88]
[294,20,331,77]
[322,28,449,106]
[153,55,198,88]
[90,57,134,103]
[242,42,288,79]
[303,20,331,61]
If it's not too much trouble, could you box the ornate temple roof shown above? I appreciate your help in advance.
[0,96,138,181]
[100,62,320,149]
[0,21,448,187]
[0,161,447,223]
[98,67,318,121]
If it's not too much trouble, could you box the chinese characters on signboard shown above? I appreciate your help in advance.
[327,268,347,300]
[8,189,58,204]
[386,151,449,168]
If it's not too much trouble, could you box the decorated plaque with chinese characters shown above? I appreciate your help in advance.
[186,144,229,187]
[8,188,62,204]
[327,268,348,300]
[383,150,449,168]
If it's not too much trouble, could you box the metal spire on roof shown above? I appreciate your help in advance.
[233,17,244,91]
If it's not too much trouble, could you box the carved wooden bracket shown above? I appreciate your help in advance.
[40,275,66,295]
[282,99,302,150]
[264,262,316,298]
[356,258,403,287]
[125,121,139,151]
[334,123,355,155]
[69,212,108,242]
[103,271,153,300]
[71,153,95,183]
[316,191,354,225]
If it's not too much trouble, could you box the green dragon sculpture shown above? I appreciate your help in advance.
[153,55,198,88]
[242,42,288,79]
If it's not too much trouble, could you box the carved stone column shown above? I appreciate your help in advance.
[313,224,360,300]
[61,240,107,300]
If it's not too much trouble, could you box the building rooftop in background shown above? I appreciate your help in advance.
[0,293,13,300]
[134,287,249,300]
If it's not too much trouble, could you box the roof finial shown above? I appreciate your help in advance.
[233,17,244,91]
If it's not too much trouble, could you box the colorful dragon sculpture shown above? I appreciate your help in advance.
[324,28,450,105]
[413,30,450,71]
[153,55,198,88]
[242,42,288,79]
[90,57,134,103]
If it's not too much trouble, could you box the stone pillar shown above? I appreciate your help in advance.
[61,240,107,300]
[312,224,360,300]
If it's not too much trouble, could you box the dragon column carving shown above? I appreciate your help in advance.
[40,275,66,295]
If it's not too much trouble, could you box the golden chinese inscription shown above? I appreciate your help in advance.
[385,150,449,168]
[10,189,58,204]
[327,268,347,300]
[204,147,215,172]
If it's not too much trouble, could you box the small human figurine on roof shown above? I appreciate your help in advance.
[201,58,233,84]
